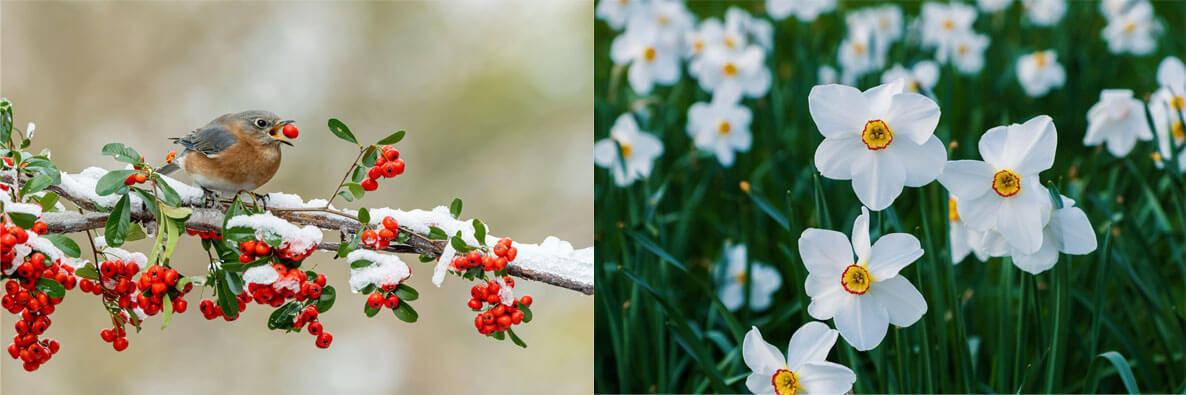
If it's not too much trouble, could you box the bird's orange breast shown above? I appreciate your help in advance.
[183,138,281,192]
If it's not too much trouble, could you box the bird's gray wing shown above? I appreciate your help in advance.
[170,125,237,157]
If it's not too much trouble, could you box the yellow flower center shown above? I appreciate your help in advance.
[943,19,955,31]
[724,36,737,49]
[1152,151,1163,162]
[693,39,705,53]
[957,44,969,56]
[1173,121,1185,142]
[841,264,874,295]
[948,198,960,222]
[1123,21,1136,33]
[643,47,657,63]
[1034,52,1049,68]
[734,271,748,285]
[1172,96,1185,111]
[771,369,801,395]
[657,15,670,26]
[718,121,732,135]
[861,119,894,150]
[991,169,1021,197]
[853,42,866,55]
[723,62,739,77]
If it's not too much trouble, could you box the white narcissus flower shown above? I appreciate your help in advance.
[596,0,644,31]
[949,197,990,264]
[594,114,664,186]
[727,7,774,52]
[837,28,878,85]
[818,65,839,85]
[1084,89,1153,157]
[687,90,753,167]
[846,5,904,52]
[978,0,1013,13]
[1016,50,1066,97]
[975,195,1097,274]
[685,19,740,61]
[742,323,857,394]
[692,45,771,100]
[717,243,782,312]
[1149,57,1186,169]
[1102,0,1159,55]
[1100,0,1136,19]
[920,2,977,54]
[808,80,946,211]
[881,61,940,93]
[611,22,681,95]
[947,31,990,75]
[1023,0,1066,26]
[799,207,928,351]
[939,115,1058,254]
[766,0,837,22]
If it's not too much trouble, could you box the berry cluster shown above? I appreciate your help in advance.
[360,145,405,191]
[292,304,333,349]
[98,318,131,352]
[1,224,78,371]
[361,216,400,250]
[365,284,402,312]
[78,260,139,309]
[451,238,518,272]
[187,228,223,241]
[198,294,249,321]
[134,265,192,316]
[1,222,47,267]
[122,172,148,186]
[238,238,315,263]
[468,278,533,336]
[244,264,326,307]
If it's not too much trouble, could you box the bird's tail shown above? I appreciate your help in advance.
[159,163,180,175]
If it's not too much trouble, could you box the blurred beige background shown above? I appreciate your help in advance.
[0,1,591,394]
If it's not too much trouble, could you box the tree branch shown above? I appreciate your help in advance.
[6,171,593,295]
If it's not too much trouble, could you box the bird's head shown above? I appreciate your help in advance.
[225,110,295,147]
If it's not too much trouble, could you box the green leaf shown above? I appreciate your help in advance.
[364,302,381,318]
[316,285,336,313]
[346,182,365,199]
[1097,351,1140,394]
[450,233,472,253]
[519,303,533,323]
[427,226,448,240]
[215,271,240,319]
[350,259,374,269]
[35,192,59,212]
[41,234,81,258]
[361,146,379,167]
[338,190,354,203]
[132,188,160,221]
[393,302,418,323]
[8,212,36,229]
[395,284,419,301]
[351,166,367,183]
[161,294,174,330]
[267,301,301,330]
[358,207,371,225]
[359,284,377,295]
[19,174,53,197]
[473,219,487,246]
[125,223,148,242]
[36,278,66,298]
[75,264,100,280]
[95,170,136,196]
[328,118,359,145]
[155,175,182,206]
[418,254,435,263]
[491,331,506,341]
[449,198,463,219]
[223,270,245,296]
[161,205,192,221]
[506,327,528,348]
[376,130,406,145]
[104,194,132,247]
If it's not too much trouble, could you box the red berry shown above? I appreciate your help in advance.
[520,295,533,307]
[316,332,333,349]
[308,321,324,336]
[391,159,405,175]
[497,316,512,328]
[381,162,399,178]
[255,243,271,256]
[382,217,399,231]
[173,298,188,313]
[134,173,147,184]
[366,292,384,309]
[100,329,115,343]
[384,295,400,309]
[361,178,378,191]
[382,146,400,161]
[113,337,129,351]
[467,299,482,310]
[31,222,48,235]
[282,123,299,139]
[124,175,137,186]
[378,228,395,241]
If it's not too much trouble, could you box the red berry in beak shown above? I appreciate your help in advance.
[282,123,299,139]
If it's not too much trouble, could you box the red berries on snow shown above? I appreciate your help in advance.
[361,216,400,250]
[451,238,517,272]
[361,145,405,192]
[467,277,534,336]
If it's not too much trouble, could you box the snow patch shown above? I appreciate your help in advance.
[243,265,280,286]
[94,236,148,270]
[225,213,323,254]
[346,249,411,293]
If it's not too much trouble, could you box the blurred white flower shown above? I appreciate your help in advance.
[975,195,1096,274]
[742,323,856,394]
[1100,0,1137,19]
[727,7,774,52]
[948,197,990,264]
[920,2,977,54]
[978,0,1013,13]
[1016,50,1065,97]
[1150,57,1186,169]
[799,207,928,351]
[808,80,946,210]
[717,243,781,311]
[1023,0,1066,26]
[687,90,753,167]
[692,45,771,100]
[1102,0,1159,55]
[1085,89,1153,157]
[594,114,664,186]
[818,65,839,85]
[847,5,904,51]
[596,0,645,31]
[837,27,879,85]
[881,61,939,93]
[633,0,695,44]
[766,0,837,22]
[611,22,681,95]
[939,115,1058,254]
[686,19,739,60]
[948,32,990,75]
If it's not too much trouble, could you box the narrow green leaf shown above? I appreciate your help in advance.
[376,130,406,145]
[473,219,487,246]
[395,284,419,301]
[427,226,449,240]
[36,278,65,298]
[161,294,174,330]
[507,327,528,348]
[104,194,131,247]
[41,234,81,258]
[350,259,374,269]
[1097,351,1140,394]
[358,207,371,225]
[316,285,336,313]
[95,170,136,196]
[393,302,419,323]
[450,198,463,218]
[19,174,53,197]
[328,118,359,145]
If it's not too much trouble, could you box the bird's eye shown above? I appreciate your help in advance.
[255,119,269,129]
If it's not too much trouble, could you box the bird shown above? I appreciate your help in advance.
[159,110,295,204]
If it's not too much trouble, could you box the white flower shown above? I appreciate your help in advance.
[799,207,928,351]
[974,195,1097,274]
[692,45,771,100]
[1084,89,1153,157]
[685,19,737,60]
[637,0,695,45]
[1100,0,1137,19]
[1150,57,1186,170]
[939,115,1058,254]
[946,31,990,75]
[920,2,977,53]
[596,0,644,30]
[881,61,940,93]
[687,90,753,167]
[948,197,990,264]
[727,7,774,52]
[837,28,879,85]
[717,243,782,312]
[766,0,837,22]
[742,323,856,394]
[1102,0,1159,55]
[611,22,681,95]
[594,114,664,186]
[1016,50,1065,97]
[808,80,946,210]
[978,0,1013,13]
[1023,0,1066,26]
[847,5,905,50]
[818,65,839,85]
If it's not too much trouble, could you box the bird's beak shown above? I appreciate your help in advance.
[269,120,296,146]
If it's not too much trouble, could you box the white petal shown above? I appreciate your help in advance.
[798,229,854,275]
[997,192,1049,254]
[867,233,923,280]
[797,362,857,394]
[977,125,1011,169]
[851,151,907,211]
[885,92,941,144]
[1157,56,1186,90]
[863,80,905,117]
[1011,115,1058,175]
[890,136,947,187]
[870,276,927,326]
[851,207,872,262]
[746,372,775,395]
[958,192,1003,231]
[1012,233,1060,274]
[719,283,744,311]
[806,278,850,319]
[808,84,871,139]
[833,295,889,351]
[594,139,619,167]
[785,321,840,370]
[627,62,655,95]
[814,137,864,180]
[938,160,994,200]
[950,223,971,264]
[743,326,787,374]
[1054,206,1097,254]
